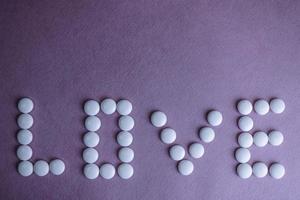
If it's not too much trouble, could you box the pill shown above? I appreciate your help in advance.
[17,129,33,145]
[118,147,134,163]
[83,132,100,148]
[101,98,116,115]
[207,110,223,126]
[49,159,65,175]
[237,163,252,179]
[160,128,176,144]
[99,163,115,179]
[150,111,167,128]
[34,160,49,176]
[117,163,134,179]
[269,163,285,179]
[253,131,268,147]
[18,161,33,177]
[237,116,253,132]
[235,148,251,163]
[169,145,185,161]
[252,162,268,178]
[84,100,100,116]
[117,99,133,115]
[84,116,101,132]
[16,145,32,161]
[83,163,99,179]
[254,99,269,115]
[268,131,284,146]
[237,99,252,115]
[237,132,253,148]
[18,98,34,114]
[82,148,99,163]
[116,131,133,147]
[270,98,285,114]
[188,143,204,159]
[199,127,215,143]
[177,160,194,176]
[17,114,34,129]
[118,116,134,131]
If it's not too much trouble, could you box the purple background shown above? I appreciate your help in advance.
[1,0,300,199]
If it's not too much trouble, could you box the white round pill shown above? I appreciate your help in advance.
[116,131,133,147]
[160,128,176,144]
[83,132,100,148]
[83,163,99,179]
[101,98,116,115]
[237,163,252,179]
[269,163,285,179]
[253,131,268,147]
[17,114,33,129]
[207,110,223,126]
[82,148,99,163]
[34,160,49,176]
[252,162,268,178]
[84,100,100,116]
[169,145,185,161]
[270,98,285,114]
[150,111,167,128]
[177,160,194,176]
[49,159,65,175]
[99,163,115,179]
[268,131,284,146]
[235,148,251,163]
[18,161,33,176]
[254,99,270,115]
[237,100,252,115]
[117,163,134,179]
[199,127,215,143]
[16,145,32,161]
[117,99,133,115]
[18,98,34,113]
[238,132,253,148]
[118,116,134,131]
[188,143,204,159]
[17,129,33,145]
[238,116,253,132]
[84,116,101,132]
[118,147,134,163]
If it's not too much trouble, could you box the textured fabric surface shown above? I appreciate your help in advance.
[0,1,300,199]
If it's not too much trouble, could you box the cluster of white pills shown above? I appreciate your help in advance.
[83,98,134,180]
[198,110,222,144]
[150,111,193,176]
[235,98,285,179]
[17,97,65,177]
[237,98,285,117]
[150,109,222,176]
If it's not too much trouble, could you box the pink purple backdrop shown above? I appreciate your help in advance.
[1,0,300,199]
